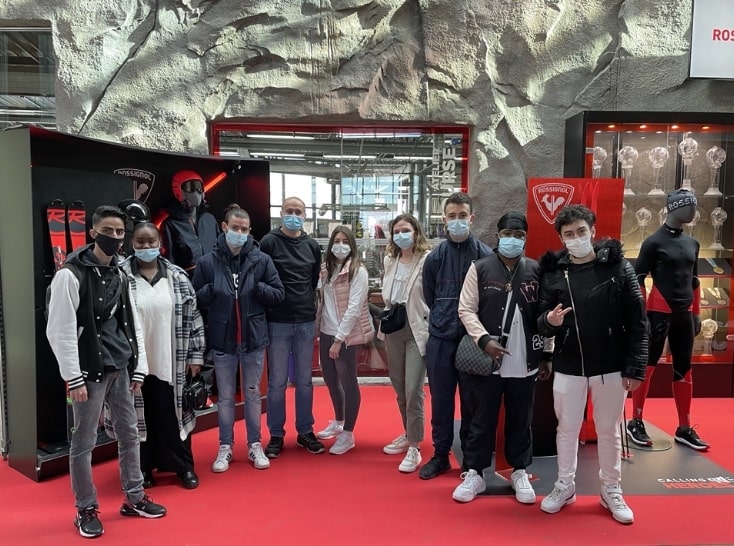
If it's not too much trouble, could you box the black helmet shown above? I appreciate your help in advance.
[118,199,151,224]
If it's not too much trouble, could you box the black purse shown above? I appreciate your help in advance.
[182,372,208,412]
[379,302,407,334]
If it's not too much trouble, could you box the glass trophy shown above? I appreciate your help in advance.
[635,207,652,245]
[618,145,639,195]
[592,146,608,178]
[648,146,669,195]
[710,207,728,250]
[700,318,718,356]
[684,208,700,237]
[678,133,698,193]
[705,145,727,196]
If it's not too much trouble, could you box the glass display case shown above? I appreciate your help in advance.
[564,111,734,396]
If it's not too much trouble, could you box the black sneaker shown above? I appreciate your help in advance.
[296,432,325,454]
[626,418,652,446]
[265,436,284,459]
[74,506,104,538]
[419,455,451,480]
[674,425,710,451]
[119,495,167,518]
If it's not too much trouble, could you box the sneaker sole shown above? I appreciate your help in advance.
[297,442,325,454]
[211,463,230,473]
[75,522,104,538]
[250,460,271,469]
[330,443,355,455]
[419,465,451,480]
[626,430,653,447]
[540,494,576,514]
[383,446,409,455]
[119,506,166,518]
[600,498,634,524]
[674,436,709,450]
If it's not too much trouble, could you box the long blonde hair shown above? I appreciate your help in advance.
[386,213,430,258]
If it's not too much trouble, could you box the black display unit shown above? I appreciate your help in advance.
[0,127,269,481]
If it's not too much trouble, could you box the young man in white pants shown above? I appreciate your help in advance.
[537,205,647,524]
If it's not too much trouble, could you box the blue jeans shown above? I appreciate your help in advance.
[212,346,266,447]
[70,369,144,510]
[266,321,315,437]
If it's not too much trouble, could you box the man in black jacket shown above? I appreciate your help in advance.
[537,204,647,525]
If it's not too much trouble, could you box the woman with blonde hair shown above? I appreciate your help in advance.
[380,214,431,473]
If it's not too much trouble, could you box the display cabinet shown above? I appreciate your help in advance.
[565,112,734,397]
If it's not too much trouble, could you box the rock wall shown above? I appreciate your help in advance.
[1,0,733,238]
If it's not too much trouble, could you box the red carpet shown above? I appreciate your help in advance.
[1,386,733,545]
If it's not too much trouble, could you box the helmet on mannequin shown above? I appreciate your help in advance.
[118,199,151,224]
[171,170,204,202]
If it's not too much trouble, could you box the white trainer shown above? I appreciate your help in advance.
[248,442,270,470]
[317,420,344,440]
[600,484,634,524]
[383,433,410,455]
[452,469,487,503]
[540,481,576,513]
[398,446,422,472]
[212,444,232,473]
[330,431,355,455]
[510,469,536,504]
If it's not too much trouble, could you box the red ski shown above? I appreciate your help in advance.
[67,201,87,251]
[46,200,67,271]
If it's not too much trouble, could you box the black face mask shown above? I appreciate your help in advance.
[94,233,123,257]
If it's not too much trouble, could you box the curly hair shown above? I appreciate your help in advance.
[554,204,596,234]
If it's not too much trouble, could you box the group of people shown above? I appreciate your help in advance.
[46,180,709,537]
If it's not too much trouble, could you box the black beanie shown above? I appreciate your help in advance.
[497,211,528,231]
[666,189,697,212]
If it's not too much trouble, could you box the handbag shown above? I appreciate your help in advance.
[378,302,407,334]
[182,372,208,412]
[455,257,526,376]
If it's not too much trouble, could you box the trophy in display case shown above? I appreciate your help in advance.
[684,208,701,237]
[710,206,728,250]
[705,145,727,196]
[700,318,718,357]
[658,206,668,227]
[592,146,607,178]
[635,206,652,246]
[678,133,698,193]
[648,146,669,195]
[618,145,639,195]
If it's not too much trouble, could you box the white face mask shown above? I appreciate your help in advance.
[331,243,351,260]
[564,233,593,258]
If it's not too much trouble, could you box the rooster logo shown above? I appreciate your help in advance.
[532,183,575,224]
[114,168,156,203]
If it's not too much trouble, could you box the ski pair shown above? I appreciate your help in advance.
[46,200,86,271]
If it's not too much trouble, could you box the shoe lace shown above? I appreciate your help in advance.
[392,433,407,445]
[635,420,648,435]
[547,485,569,502]
[80,507,99,522]
[686,425,702,440]
[216,446,230,461]
[514,472,531,489]
[459,470,476,486]
[604,490,628,510]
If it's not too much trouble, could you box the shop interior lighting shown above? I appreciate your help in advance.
[246,134,315,140]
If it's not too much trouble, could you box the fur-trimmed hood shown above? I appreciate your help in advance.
[539,238,624,272]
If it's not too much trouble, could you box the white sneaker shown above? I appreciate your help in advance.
[452,469,487,502]
[248,442,270,470]
[510,469,536,504]
[317,420,344,440]
[398,446,422,473]
[383,433,410,455]
[540,481,576,513]
[600,484,634,524]
[212,444,232,473]
[330,431,355,455]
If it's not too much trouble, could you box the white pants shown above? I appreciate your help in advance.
[553,371,627,487]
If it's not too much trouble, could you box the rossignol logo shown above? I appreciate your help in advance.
[532,183,574,224]
[667,195,698,211]
[657,476,734,489]
[114,168,156,202]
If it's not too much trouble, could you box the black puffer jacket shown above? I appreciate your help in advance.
[537,239,647,380]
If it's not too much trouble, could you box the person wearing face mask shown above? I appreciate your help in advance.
[161,170,219,276]
[121,223,206,490]
[380,213,432,473]
[629,189,708,451]
[47,205,166,539]
[537,204,647,524]
[260,196,325,458]
[452,211,551,505]
[315,226,374,454]
[419,192,493,480]
[192,204,285,471]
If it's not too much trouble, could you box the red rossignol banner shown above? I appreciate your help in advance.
[524,178,625,261]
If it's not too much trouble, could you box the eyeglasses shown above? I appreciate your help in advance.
[181,179,204,193]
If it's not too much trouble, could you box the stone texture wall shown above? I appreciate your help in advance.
[2,0,733,237]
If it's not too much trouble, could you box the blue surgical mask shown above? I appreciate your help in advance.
[498,237,525,259]
[393,231,414,250]
[447,219,470,238]
[225,229,248,248]
[283,214,304,231]
[134,247,160,263]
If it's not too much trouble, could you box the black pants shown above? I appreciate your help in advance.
[140,375,195,474]
[647,310,694,380]
[458,372,536,472]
